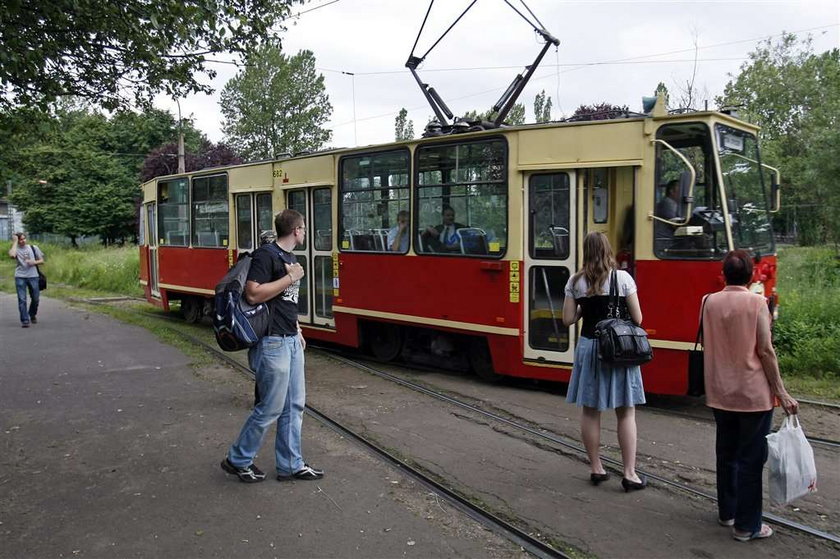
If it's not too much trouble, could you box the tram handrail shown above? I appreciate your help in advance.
[649,139,697,228]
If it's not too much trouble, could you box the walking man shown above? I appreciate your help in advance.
[221,209,323,483]
[9,232,44,328]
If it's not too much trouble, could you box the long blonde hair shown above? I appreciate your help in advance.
[572,232,616,296]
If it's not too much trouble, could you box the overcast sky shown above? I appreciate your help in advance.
[155,0,840,149]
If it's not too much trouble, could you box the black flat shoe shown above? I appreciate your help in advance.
[621,477,647,492]
[590,473,609,485]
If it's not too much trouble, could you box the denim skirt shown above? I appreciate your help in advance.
[566,336,646,411]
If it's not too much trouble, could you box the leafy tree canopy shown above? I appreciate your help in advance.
[534,90,553,123]
[0,0,303,110]
[717,33,840,245]
[462,102,525,125]
[570,102,630,121]
[220,46,332,160]
[141,139,241,182]
[395,108,415,141]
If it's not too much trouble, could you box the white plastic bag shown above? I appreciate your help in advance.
[766,414,818,505]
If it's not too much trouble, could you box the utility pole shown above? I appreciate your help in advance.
[176,99,185,174]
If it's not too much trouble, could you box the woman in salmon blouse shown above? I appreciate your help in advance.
[701,250,798,542]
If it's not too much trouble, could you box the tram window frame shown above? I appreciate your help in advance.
[338,149,411,254]
[191,173,229,248]
[653,122,725,260]
[157,178,189,246]
[415,137,508,258]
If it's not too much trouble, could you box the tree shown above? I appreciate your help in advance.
[0,0,304,111]
[717,34,840,246]
[570,103,630,121]
[141,139,242,182]
[534,90,553,123]
[463,102,525,125]
[220,47,332,160]
[654,82,670,110]
[395,108,415,141]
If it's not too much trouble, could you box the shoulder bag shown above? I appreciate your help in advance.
[593,270,652,366]
[33,245,46,291]
[688,295,709,396]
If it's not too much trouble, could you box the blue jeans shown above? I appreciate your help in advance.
[228,335,306,475]
[713,408,773,533]
[15,276,40,324]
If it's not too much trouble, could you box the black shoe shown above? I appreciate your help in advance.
[621,476,647,492]
[30,316,37,324]
[220,457,266,483]
[590,472,609,485]
[278,463,324,481]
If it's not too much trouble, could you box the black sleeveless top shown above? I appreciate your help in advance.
[564,269,636,338]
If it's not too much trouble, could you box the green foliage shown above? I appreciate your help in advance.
[533,90,552,123]
[463,102,525,125]
[0,0,303,110]
[774,246,840,385]
[2,104,191,243]
[220,47,332,160]
[570,102,630,121]
[717,35,840,246]
[394,108,415,141]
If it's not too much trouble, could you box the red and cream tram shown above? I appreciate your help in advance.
[139,96,780,396]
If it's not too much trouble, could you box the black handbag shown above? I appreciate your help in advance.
[593,270,652,366]
[37,267,47,290]
[688,296,709,396]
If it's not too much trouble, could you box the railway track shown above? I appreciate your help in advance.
[86,301,840,548]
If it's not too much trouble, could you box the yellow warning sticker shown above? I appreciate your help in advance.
[510,293,520,303]
[510,261,520,271]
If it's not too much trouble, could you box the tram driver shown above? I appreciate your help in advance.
[654,180,681,250]
[422,205,466,252]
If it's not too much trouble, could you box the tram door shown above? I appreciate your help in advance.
[286,187,335,329]
[234,192,274,254]
[523,172,577,363]
[146,203,160,297]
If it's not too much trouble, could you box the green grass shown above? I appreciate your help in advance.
[773,246,840,399]
[0,242,142,297]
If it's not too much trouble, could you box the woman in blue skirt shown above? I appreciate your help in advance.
[562,232,647,491]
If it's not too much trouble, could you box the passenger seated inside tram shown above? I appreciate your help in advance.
[422,205,466,252]
[654,180,682,246]
[387,210,410,252]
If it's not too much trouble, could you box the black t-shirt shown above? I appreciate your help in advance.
[246,243,300,336]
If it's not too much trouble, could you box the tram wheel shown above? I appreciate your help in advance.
[367,322,403,362]
[181,296,202,323]
[469,337,501,383]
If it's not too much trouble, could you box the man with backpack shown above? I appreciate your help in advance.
[8,232,44,328]
[221,209,324,483]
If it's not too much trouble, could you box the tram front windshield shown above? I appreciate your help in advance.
[716,125,775,256]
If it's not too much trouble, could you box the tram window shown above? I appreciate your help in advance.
[529,173,571,260]
[654,123,726,260]
[256,193,273,236]
[287,190,308,250]
[313,188,332,251]
[528,266,570,351]
[415,139,507,257]
[339,150,410,253]
[314,255,333,319]
[158,178,189,246]
[591,169,609,224]
[191,174,228,248]
[236,194,253,250]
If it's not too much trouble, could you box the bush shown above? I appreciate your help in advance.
[32,243,141,296]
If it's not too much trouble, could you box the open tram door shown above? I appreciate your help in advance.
[523,171,577,364]
[285,186,336,331]
[145,203,160,298]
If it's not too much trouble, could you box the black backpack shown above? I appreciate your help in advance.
[212,244,279,351]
